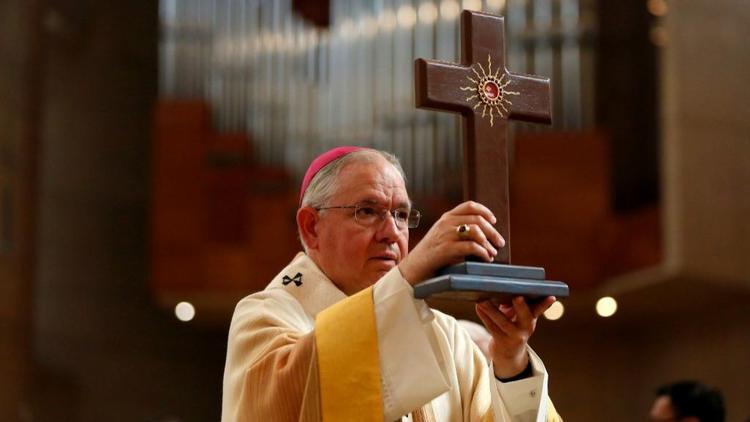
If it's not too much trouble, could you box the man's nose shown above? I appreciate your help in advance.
[375,211,401,240]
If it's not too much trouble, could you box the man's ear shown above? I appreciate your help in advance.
[297,206,320,250]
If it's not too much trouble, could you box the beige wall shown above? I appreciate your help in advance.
[662,0,750,284]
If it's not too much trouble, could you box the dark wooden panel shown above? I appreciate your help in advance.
[150,101,299,297]
[511,131,661,289]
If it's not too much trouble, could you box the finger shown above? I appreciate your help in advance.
[511,296,535,331]
[447,214,505,249]
[530,296,557,319]
[475,303,508,339]
[457,223,497,257]
[451,201,497,225]
[477,301,520,338]
[456,240,494,262]
[496,302,516,321]
[476,304,527,353]
[434,230,494,263]
[467,215,505,249]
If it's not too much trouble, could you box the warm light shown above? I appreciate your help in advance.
[463,0,483,12]
[440,0,461,21]
[397,5,417,28]
[596,297,618,318]
[486,0,506,12]
[647,0,668,17]
[379,9,397,31]
[544,301,564,321]
[418,2,439,24]
[175,301,195,322]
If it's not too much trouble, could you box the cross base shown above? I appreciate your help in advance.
[413,262,569,305]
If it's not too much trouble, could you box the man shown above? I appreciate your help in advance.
[222,147,560,421]
[649,381,725,422]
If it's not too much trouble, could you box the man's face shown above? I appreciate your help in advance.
[311,156,410,295]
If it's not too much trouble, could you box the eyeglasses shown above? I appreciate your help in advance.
[316,202,421,229]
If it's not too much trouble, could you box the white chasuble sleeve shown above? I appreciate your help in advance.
[372,269,452,420]
[222,294,320,422]
[490,348,549,422]
[373,268,556,422]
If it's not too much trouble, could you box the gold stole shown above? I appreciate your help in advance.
[315,286,383,421]
[314,285,564,422]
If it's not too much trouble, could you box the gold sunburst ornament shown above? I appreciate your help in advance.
[460,54,519,126]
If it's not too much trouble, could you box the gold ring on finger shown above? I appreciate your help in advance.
[456,224,471,240]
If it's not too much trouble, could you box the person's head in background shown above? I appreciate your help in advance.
[649,380,725,422]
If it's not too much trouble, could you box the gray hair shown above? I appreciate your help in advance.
[298,149,407,250]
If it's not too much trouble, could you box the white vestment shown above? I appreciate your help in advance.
[222,253,558,422]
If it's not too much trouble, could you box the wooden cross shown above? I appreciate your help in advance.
[415,10,552,264]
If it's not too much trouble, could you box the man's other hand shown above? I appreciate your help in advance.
[475,296,556,379]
